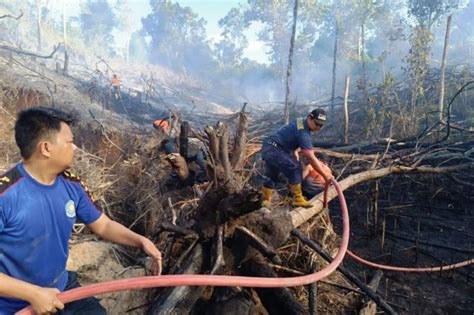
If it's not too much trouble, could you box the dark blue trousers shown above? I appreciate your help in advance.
[301,178,324,199]
[59,271,107,314]
[262,143,302,188]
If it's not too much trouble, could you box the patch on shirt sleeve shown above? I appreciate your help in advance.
[297,117,304,130]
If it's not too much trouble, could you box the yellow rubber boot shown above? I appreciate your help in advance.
[290,184,312,208]
[261,187,273,208]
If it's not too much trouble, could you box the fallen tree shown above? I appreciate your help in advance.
[146,106,473,314]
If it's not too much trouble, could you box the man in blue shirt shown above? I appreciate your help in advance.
[0,107,163,314]
[261,108,332,208]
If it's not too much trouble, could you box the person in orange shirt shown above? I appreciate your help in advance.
[301,154,332,199]
[111,74,121,99]
[153,118,170,135]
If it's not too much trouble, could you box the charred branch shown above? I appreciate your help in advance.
[0,43,61,59]
[204,125,220,165]
[235,226,281,264]
[292,230,397,315]
[218,123,232,184]
[241,252,308,315]
[0,10,23,20]
[149,244,205,314]
[359,270,384,315]
[230,109,249,170]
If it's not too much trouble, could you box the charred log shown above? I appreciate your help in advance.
[241,252,308,315]
[0,43,61,59]
[150,244,206,314]
[0,10,23,19]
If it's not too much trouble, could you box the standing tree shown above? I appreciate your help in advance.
[141,0,212,74]
[62,0,68,75]
[404,0,460,122]
[353,0,383,103]
[330,17,339,116]
[79,0,116,56]
[438,15,452,121]
[214,7,249,67]
[35,0,42,52]
[244,0,293,75]
[114,0,133,64]
[283,0,298,124]
[234,0,326,102]
[129,30,149,63]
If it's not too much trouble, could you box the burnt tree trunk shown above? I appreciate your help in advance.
[35,0,42,52]
[284,0,299,124]
[231,109,248,170]
[330,19,339,116]
[438,15,452,121]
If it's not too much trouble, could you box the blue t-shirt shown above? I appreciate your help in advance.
[266,117,313,152]
[0,163,102,313]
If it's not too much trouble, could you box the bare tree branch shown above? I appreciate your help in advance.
[0,10,23,20]
[0,43,61,59]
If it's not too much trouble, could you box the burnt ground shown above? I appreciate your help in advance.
[330,173,474,314]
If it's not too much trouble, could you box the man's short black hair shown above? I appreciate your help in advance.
[309,108,327,126]
[14,107,75,159]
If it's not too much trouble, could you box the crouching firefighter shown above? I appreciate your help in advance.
[260,108,333,208]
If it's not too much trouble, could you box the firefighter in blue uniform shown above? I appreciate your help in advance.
[0,107,163,314]
[261,108,332,208]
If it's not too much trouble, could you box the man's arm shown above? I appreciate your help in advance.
[301,150,333,184]
[88,214,162,275]
[302,164,312,179]
[0,273,64,314]
[294,149,301,161]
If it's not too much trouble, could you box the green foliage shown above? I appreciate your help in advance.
[400,0,460,132]
[129,30,148,63]
[214,7,248,66]
[405,26,433,94]
[241,0,327,72]
[0,1,38,49]
[79,0,116,55]
[142,0,210,72]
[408,0,460,29]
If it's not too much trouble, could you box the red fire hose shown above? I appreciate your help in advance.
[325,182,473,273]
[347,249,474,272]
[17,178,350,315]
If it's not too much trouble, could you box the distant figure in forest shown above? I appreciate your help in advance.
[0,107,162,314]
[111,74,121,100]
[260,108,333,208]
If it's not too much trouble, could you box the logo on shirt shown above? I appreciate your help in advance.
[65,200,76,218]
[297,118,304,130]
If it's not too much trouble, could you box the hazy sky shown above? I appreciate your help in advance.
[62,0,268,63]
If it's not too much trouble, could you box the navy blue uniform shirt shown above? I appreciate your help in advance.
[265,117,313,153]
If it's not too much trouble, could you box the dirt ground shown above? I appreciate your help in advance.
[67,239,150,314]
